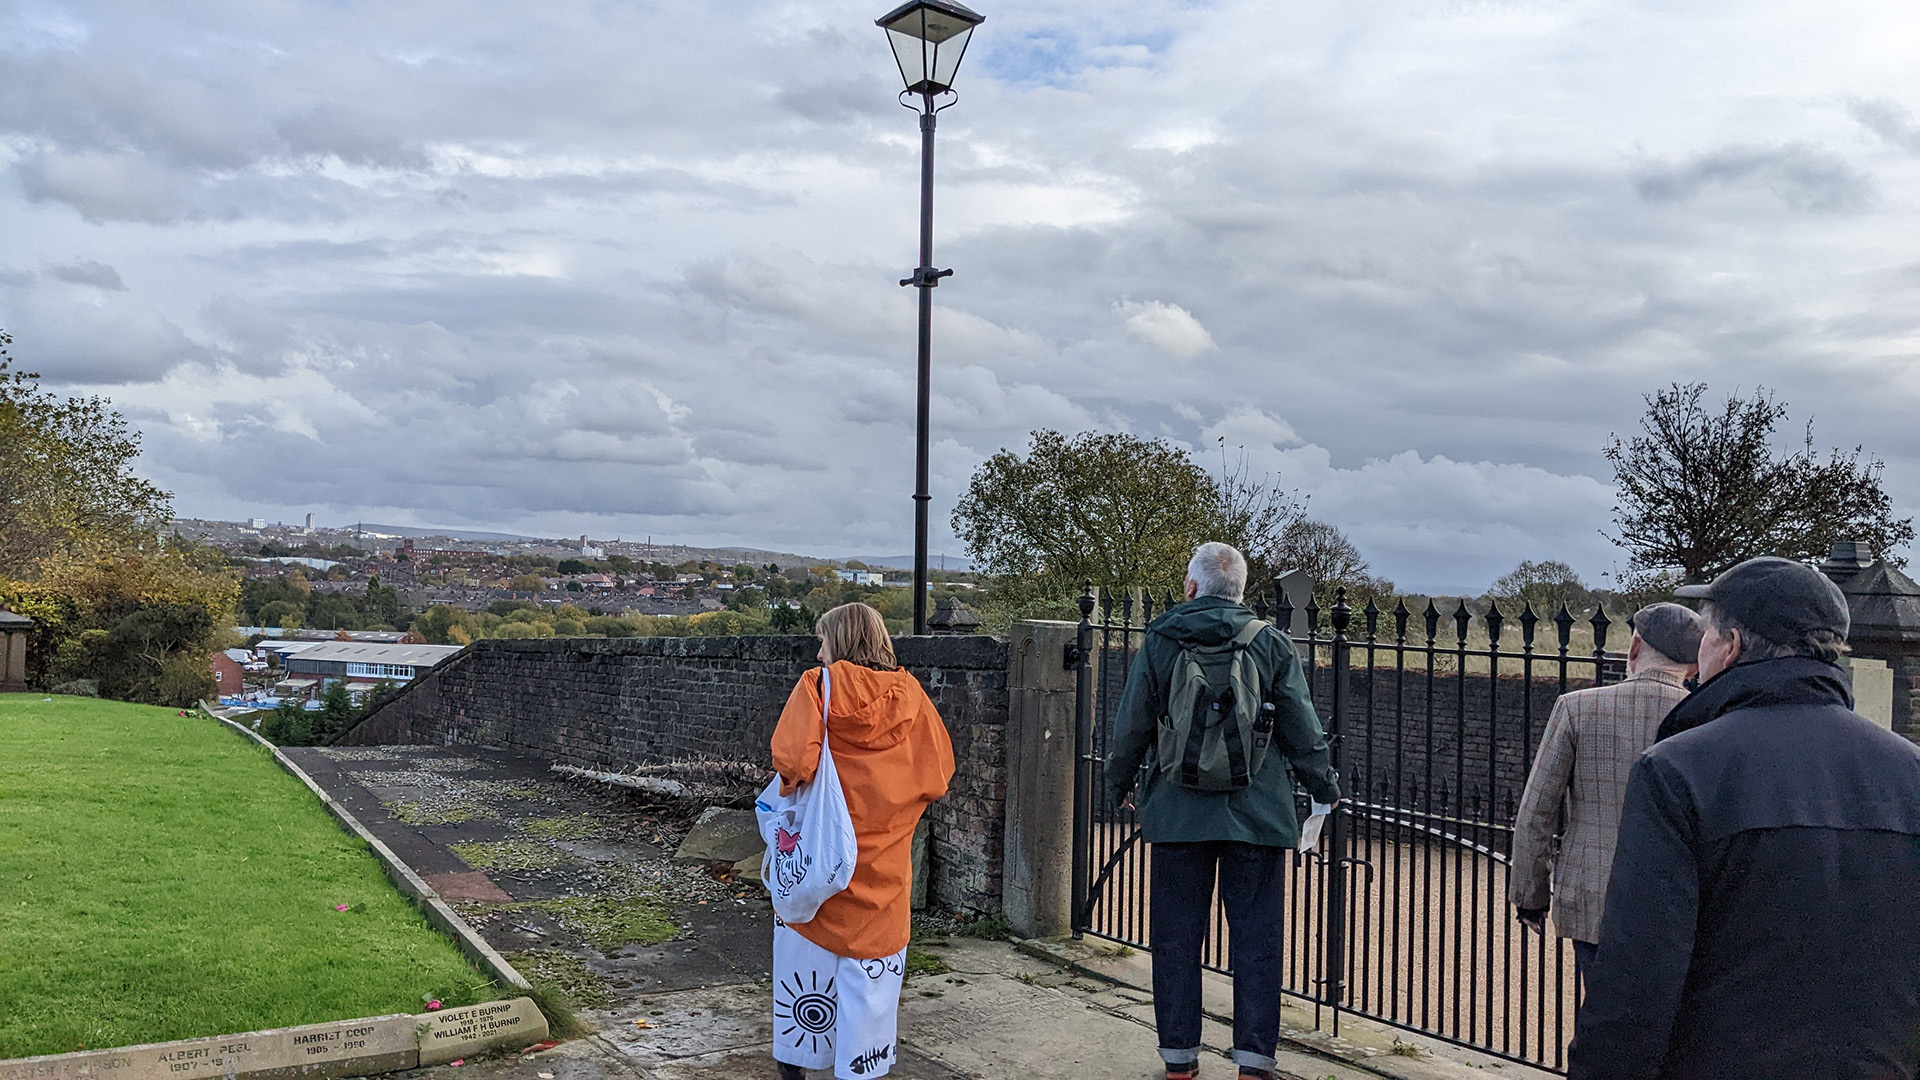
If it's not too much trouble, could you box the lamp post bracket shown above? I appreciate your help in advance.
[899,267,954,288]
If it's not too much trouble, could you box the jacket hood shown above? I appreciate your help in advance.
[820,660,924,751]
[1655,655,1853,742]
[1148,595,1256,647]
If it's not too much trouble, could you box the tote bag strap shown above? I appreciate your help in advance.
[818,664,832,756]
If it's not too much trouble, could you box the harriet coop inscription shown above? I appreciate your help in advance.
[1,999,546,1080]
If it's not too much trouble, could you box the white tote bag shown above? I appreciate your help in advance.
[755,664,858,922]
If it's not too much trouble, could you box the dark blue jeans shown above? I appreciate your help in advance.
[1572,939,1597,991]
[1150,841,1286,1072]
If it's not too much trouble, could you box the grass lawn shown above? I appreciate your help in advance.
[0,694,506,1059]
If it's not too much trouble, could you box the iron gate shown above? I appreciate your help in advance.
[1069,583,1626,1074]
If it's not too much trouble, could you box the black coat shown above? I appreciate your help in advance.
[1570,657,1920,1080]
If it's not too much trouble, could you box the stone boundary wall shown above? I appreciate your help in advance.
[341,635,1011,914]
[1316,666,1605,826]
[1094,641,1618,833]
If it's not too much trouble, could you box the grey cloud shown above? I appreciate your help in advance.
[776,79,891,123]
[16,150,196,223]
[46,259,127,290]
[10,297,203,384]
[1634,144,1875,213]
[274,107,432,170]
[1847,97,1920,154]
[10,0,1920,586]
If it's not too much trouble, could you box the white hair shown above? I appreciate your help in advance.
[1187,542,1248,602]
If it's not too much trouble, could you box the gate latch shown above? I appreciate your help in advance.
[1063,641,1087,671]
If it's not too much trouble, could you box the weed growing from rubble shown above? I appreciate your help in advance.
[450,840,572,872]
[508,950,614,1012]
[386,798,492,826]
[520,815,609,842]
[904,949,951,978]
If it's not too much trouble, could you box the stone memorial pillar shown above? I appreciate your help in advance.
[1000,619,1085,939]
[0,607,30,692]
[1819,542,1920,735]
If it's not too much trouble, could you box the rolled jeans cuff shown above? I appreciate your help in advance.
[1157,1047,1200,1065]
[1232,1050,1277,1070]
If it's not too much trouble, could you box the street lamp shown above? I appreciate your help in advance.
[877,0,984,636]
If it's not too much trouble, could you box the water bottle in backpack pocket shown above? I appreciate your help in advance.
[1156,619,1278,791]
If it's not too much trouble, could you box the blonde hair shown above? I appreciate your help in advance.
[815,603,899,671]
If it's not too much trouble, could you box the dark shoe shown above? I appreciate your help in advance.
[1165,1065,1198,1080]
[1237,1069,1274,1080]
[777,1063,806,1080]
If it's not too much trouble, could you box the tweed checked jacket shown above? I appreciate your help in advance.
[1508,669,1689,943]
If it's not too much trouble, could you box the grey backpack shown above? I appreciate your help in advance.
[1156,619,1277,791]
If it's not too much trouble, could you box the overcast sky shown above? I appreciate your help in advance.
[4,0,1917,593]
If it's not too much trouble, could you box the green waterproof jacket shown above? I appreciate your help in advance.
[1103,595,1342,847]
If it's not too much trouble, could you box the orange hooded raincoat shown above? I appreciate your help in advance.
[770,660,955,959]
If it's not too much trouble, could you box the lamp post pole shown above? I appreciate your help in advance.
[877,0,981,635]
[907,97,948,636]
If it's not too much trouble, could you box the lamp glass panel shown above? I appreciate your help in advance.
[928,25,973,90]
[886,26,926,88]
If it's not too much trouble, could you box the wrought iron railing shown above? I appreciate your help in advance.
[1069,581,1625,1073]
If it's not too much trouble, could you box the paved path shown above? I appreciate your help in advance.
[290,745,1548,1080]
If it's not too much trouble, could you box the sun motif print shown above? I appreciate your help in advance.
[774,968,838,1058]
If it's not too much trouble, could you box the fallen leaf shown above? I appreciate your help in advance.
[633,1019,654,1029]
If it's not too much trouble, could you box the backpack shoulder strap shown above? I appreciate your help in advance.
[1231,619,1270,648]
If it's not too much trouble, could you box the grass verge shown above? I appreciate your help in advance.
[0,694,507,1058]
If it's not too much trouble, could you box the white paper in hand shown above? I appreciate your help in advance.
[1297,801,1335,853]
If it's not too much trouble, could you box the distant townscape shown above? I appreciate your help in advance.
[166,515,984,727]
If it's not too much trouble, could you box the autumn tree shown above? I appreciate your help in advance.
[0,331,236,699]
[1605,383,1912,582]
[952,430,1311,620]
[0,332,171,579]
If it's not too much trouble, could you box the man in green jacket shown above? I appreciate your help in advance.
[1105,542,1342,1080]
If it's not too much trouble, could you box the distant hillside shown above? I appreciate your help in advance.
[841,554,975,573]
[356,523,549,542]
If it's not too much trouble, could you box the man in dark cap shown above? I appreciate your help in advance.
[1571,557,1920,1079]
[1509,603,1702,987]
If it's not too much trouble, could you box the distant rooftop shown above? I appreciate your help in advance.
[282,642,466,666]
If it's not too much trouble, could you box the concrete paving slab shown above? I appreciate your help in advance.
[586,984,770,1067]
[428,872,515,902]
[895,969,1159,1079]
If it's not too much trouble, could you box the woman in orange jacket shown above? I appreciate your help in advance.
[769,602,955,1080]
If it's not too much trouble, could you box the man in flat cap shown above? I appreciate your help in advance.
[1571,557,1920,1079]
[1509,603,1703,988]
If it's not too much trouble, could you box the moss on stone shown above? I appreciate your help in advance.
[450,840,569,871]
